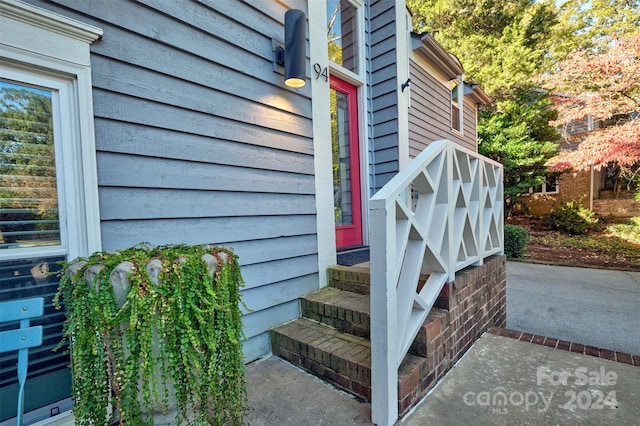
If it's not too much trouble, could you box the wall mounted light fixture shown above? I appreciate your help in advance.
[274,9,307,88]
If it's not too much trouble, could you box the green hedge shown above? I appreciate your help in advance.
[504,225,529,259]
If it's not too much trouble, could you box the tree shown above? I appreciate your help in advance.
[543,33,640,190]
[556,0,640,45]
[406,0,559,97]
[407,0,561,217]
[478,87,559,217]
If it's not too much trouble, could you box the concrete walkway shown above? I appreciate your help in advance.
[243,262,640,426]
[506,261,640,354]
[400,333,640,426]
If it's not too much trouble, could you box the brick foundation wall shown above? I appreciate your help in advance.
[446,255,507,362]
[400,309,451,415]
[400,255,507,415]
[593,199,639,217]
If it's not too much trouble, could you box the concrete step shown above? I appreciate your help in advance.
[270,317,434,414]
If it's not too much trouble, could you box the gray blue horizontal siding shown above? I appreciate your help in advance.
[31,0,318,363]
[367,0,400,195]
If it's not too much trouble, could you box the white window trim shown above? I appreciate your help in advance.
[451,76,464,135]
[0,0,102,262]
[530,181,560,195]
[327,0,366,83]
[395,7,410,171]
[309,0,336,285]
[529,177,560,195]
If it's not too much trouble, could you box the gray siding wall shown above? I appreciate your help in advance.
[408,59,477,157]
[562,116,599,150]
[367,0,400,195]
[31,0,318,363]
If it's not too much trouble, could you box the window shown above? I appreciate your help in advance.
[451,79,463,133]
[327,0,360,75]
[531,175,560,195]
[1,81,60,250]
[0,1,101,422]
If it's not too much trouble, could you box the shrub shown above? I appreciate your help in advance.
[545,202,598,235]
[504,224,529,258]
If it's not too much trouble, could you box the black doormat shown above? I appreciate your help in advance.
[337,248,370,266]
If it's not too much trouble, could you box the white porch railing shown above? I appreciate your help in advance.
[369,140,504,426]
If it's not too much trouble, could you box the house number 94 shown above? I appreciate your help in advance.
[313,63,328,82]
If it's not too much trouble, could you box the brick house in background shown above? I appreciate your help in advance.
[526,114,639,217]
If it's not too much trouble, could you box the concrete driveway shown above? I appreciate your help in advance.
[506,261,640,355]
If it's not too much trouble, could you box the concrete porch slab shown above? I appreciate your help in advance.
[244,355,372,425]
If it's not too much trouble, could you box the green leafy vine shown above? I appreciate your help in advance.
[53,244,247,425]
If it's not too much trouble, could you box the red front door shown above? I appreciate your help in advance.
[330,76,362,248]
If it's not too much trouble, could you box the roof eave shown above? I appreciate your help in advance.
[464,83,491,106]
[411,32,464,80]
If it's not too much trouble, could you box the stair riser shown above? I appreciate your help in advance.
[301,298,369,338]
[270,325,372,401]
[328,267,434,297]
[327,266,371,295]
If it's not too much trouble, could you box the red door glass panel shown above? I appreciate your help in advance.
[330,76,362,248]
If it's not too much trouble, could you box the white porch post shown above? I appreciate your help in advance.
[370,200,398,426]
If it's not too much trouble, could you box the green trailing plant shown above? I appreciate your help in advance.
[53,244,247,426]
[545,202,599,235]
[504,225,529,259]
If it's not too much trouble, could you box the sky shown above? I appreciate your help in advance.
[0,80,51,97]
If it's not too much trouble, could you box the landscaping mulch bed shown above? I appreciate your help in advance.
[507,215,640,272]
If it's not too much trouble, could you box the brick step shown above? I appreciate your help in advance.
[270,317,432,413]
[270,313,456,416]
[301,287,449,358]
[327,265,372,295]
[301,287,370,338]
[271,318,371,399]
[327,265,433,298]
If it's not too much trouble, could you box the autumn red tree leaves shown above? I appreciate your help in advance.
[543,33,640,176]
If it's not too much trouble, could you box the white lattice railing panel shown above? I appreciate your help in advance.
[370,140,503,426]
